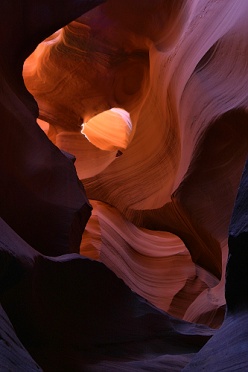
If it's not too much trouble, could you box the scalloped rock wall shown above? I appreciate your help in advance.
[0,0,248,370]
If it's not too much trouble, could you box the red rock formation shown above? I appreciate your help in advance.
[0,0,108,255]
[1,0,248,370]
[23,0,248,326]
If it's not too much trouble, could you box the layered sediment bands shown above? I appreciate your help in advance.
[81,200,199,313]
[24,21,150,130]
[0,217,213,371]
[23,0,248,327]
[1,0,248,370]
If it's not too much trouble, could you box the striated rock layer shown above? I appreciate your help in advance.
[0,216,213,371]
[0,0,248,370]
[24,0,248,327]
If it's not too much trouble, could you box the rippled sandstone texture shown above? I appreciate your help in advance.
[1,0,248,371]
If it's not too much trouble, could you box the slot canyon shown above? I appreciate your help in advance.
[0,0,248,370]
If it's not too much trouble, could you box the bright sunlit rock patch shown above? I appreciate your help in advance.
[81,108,132,152]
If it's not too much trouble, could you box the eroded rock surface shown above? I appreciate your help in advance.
[1,0,248,370]
[24,0,248,326]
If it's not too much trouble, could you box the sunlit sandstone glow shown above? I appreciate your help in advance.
[23,0,248,331]
[81,107,132,152]
[1,0,248,370]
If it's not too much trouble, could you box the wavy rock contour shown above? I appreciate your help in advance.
[0,0,248,370]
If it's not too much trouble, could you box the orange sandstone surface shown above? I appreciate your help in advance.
[1,0,248,370]
[23,0,248,327]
